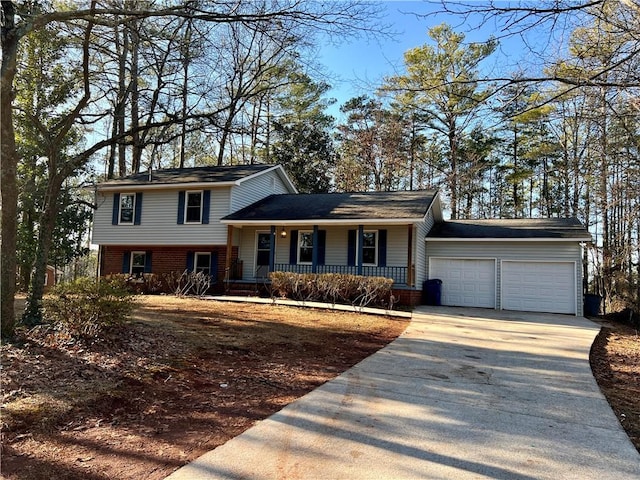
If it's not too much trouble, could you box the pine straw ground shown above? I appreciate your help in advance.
[1,295,639,480]
[1,296,408,479]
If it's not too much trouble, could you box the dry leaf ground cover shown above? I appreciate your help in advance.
[2,296,638,480]
[1,295,408,480]
[589,318,640,452]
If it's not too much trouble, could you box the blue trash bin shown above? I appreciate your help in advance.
[584,294,602,316]
[423,279,442,306]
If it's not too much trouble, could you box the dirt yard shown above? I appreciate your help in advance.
[1,296,408,479]
[1,296,638,480]
[589,319,640,451]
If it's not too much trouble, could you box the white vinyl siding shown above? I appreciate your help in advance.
[230,169,293,212]
[425,241,583,315]
[414,210,435,287]
[93,189,230,246]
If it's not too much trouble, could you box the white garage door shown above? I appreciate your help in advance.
[501,261,576,314]
[430,258,496,308]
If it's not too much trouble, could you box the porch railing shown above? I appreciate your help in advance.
[273,264,408,286]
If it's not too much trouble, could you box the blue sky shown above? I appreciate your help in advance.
[317,1,549,118]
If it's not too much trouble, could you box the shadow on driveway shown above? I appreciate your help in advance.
[166,307,640,480]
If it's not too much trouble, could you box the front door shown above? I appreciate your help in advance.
[256,232,271,279]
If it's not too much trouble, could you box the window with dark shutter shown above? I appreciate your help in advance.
[131,251,147,277]
[119,194,135,224]
[185,191,203,223]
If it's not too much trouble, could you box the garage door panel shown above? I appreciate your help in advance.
[430,258,496,308]
[502,261,575,314]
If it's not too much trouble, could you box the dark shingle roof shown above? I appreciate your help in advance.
[223,190,438,222]
[427,218,591,240]
[98,164,273,187]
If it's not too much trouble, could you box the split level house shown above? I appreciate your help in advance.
[91,164,592,315]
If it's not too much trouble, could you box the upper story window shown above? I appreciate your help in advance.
[112,192,141,226]
[362,231,378,265]
[119,194,135,224]
[298,231,314,264]
[185,191,203,223]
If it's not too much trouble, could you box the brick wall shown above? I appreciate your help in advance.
[392,288,422,307]
[100,245,238,293]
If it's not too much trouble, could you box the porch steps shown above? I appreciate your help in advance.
[225,282,262,297]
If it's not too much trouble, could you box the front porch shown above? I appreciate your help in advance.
[223,224,418,289]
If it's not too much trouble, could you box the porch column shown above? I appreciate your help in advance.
[407,224,414,287]
[225,225,233,282]
[357,224,364,275]
[312,225,319,273]
[269,225,276,273]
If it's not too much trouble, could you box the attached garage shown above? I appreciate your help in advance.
[429,258,496,308]
[501,261,576,314]
[425,218,592,316]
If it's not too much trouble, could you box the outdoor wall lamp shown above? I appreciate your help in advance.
[280,227,287,238]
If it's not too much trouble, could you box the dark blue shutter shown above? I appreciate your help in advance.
[202,190,211,224]
[318,230,326,266]
[347,230,356,266]
[112,193,121,225]
[378,229,387,267]
[289,230,299,264]
[186,251,195,272]
[210,252,218,283]
[177,191,185,224]
[122,251,131,273]
[144,250,152,273]
[134,192,143,225]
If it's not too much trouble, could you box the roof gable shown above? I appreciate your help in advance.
[222,190,439,224]
[427,218,592,241]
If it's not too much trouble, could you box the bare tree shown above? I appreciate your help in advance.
[1,0,385,334]
[430,0,640,91]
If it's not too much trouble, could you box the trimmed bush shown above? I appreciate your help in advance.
[43,277,137,338]
[269,272,394,309]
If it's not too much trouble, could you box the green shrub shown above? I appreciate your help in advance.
[43,277,137,338]
[269,272,394,308]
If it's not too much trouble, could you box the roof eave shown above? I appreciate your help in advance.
[96,181,238,192]
[427,192,444,222]
[222,217,427,226]
[425,236,593,242]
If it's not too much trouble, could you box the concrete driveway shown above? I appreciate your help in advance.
[166,307,640,480]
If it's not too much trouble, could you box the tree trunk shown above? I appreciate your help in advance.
[178,18,193,169]
[130,21,141,173]
[118,25,130,176]
[1,1,19,337]
[23,174,63,326]
[448,122,458,219]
